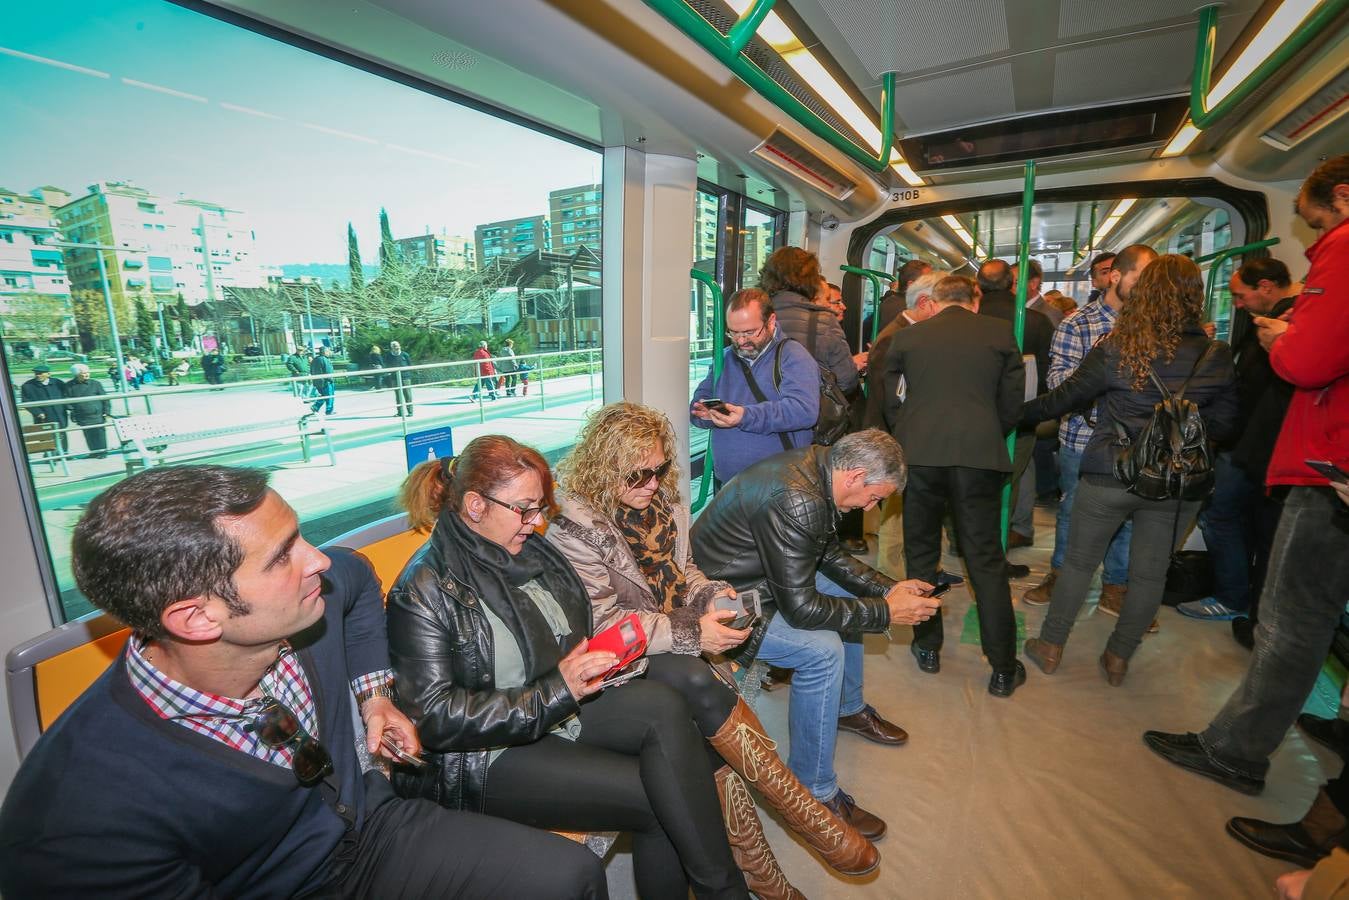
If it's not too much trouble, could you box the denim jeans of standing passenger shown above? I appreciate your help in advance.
[1200,487,1349,778]
[1041,477,1198,659]
[1051,447,1132,582]
[750,571,865,803]
[1196,452,1261,612]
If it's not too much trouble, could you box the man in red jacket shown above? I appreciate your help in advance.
[470,340,498,401]
[1145,156,1349,824]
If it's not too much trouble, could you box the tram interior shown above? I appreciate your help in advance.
[2,0,1348,896]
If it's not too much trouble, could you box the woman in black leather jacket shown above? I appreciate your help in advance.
[386,435,746,900]
[1020,255,1239,686]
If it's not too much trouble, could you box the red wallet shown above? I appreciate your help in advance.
[588,613,647,674]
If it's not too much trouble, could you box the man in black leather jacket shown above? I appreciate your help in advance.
[691,430,939,839]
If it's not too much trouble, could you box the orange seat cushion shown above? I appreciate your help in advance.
[34,628,130,730]
[352,529,428,596]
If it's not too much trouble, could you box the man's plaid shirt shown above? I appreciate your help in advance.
[1048,297,1118,452]
[127,636,391,769]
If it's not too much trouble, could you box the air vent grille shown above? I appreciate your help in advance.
[684,0,872,152]
[1260,68,1349,151]
[752,129,858,201]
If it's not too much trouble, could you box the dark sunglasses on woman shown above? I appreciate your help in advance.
[626,459,672,488]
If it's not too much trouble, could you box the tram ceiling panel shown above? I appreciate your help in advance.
[787,0,1261,136]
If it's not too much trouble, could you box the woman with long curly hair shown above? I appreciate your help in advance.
[1017,254,1239,685]
[548,403,879,897]
[387,435,749,900]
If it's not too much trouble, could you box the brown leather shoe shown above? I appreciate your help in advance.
[1023,569,1056,606]
[838,705,908,745]
[1098,583,1158,634]
[1007,531,1033,549]
[824,789,887,840]
[1024,637,1063,674]
[1100,649,1128,686]
[714,767,805,900]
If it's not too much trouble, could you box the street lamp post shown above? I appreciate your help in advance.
[51,241,134,413]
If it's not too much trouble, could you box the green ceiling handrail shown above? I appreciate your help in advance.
[1003,160,1036,549]
[644,0,896,174]
[1190,0,1348,130]
[690,267,724,513]
[1200,237,1280,318]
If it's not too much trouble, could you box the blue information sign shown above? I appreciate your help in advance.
[404,427,454,472]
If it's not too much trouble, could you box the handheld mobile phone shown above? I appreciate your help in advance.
[589,614,647,676]
[702,398,728,412]
[926,582,952,599]
[1305,459,1349,485]
[713,588,761,630]
[595,657,649,690]
[381,736,427,768]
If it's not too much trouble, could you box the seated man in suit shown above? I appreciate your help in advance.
[0,464,604,900]
[882,274,1027,697]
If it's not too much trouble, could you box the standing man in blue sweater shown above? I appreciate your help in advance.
[0,465,605,899]
[691,287,820,488]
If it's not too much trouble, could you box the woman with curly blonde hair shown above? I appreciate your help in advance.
[1017,254,1239,685]
[550,403,879,897]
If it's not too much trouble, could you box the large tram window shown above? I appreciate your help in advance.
[1,0,605,623]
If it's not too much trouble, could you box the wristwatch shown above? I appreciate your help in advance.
[356,683,396,707]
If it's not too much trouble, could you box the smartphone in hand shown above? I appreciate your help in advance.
[595,657,649,690]
[702,398,729,413]
[1306,459,1349,485]
[926,583,952,599]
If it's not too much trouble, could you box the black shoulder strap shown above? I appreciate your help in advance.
[1144,340,1217,404]
[772,340,784,391]
[735,352,793,452]
[805,312,820,356]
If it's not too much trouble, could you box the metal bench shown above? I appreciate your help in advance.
[113,402,336,471]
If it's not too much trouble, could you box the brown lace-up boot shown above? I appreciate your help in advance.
[715,767,805,900]
[1098,583,1158,633]
[1023,570,1056,606]
[710,699,879,876]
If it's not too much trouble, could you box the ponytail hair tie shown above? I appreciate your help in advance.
[440,455,457,482]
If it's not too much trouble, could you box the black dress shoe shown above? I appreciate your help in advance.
[1142,730,1265,795]
[840,537,869,554]
[1298,714,1349,760]
[1005,562,1031,579]
[1232,616,1255,650]
[1226,817,1330,868]
[988,661,1026,698]
[838,705,908,745]
[823,789,886,840]
[910,645,940,674]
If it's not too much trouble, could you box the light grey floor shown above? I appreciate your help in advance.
[603,504,1333,899]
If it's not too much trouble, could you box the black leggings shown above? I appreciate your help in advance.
[484,679,746,900]
[644,653,737,737]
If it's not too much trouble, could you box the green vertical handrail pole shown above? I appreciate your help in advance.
[1087,201,1098,259]
[988,209,995,258]
[840,265,888,346]
[1199,237,1280,319]
[726,0,777,53]
[690,268,724,512]
[973,213,981,259]
[643,0,897,174]
[1003,160,1036,550]
[1190,1,1348,130]
[1070,205,1082,265]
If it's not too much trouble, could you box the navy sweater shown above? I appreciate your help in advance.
[0,549,391,899]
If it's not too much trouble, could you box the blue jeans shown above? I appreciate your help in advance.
[750,571,865,802]
[1052,446,1131,582]
[1196,452,1260,611]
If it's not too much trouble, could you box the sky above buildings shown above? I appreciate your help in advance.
[0,0,601,266]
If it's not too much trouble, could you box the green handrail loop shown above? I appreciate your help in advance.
[1200,237,1280,319]
[690,268,725,512]
[726,0,777,53]
[840,264,890,346]
[1003,160,1036,549]
[1190,0,1349,130]
[643,0,898,175]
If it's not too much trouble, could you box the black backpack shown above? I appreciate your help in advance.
[1112,342,1217,502]
[736,330,850,452]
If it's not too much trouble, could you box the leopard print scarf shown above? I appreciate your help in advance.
[613,492,687,611]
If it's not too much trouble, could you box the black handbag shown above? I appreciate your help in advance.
[1162,550,1214,607]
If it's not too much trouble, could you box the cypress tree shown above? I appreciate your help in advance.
[378,207,397,270]
[175,295,193,346]
[347,223,365,291]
